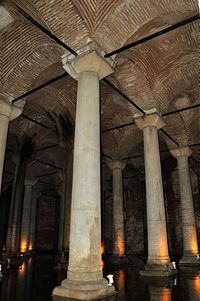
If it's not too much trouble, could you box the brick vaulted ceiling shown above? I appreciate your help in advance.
[0,0,199,191]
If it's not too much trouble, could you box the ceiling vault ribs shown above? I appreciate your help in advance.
[104,14,199,58]
[12,72,68,104]
[16,5,77,56]
[162,103,200,116]
[1,1,198,186]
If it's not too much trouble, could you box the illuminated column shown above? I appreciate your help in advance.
[20,179,37,253]
[53,44,116,300]
[29,191,40,251]
[134,108,176,277]
[107,160,126,260]
[170,146,199,266]
[0,99,23,195]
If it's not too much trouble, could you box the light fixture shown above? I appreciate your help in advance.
[107,274,114,286]
[172,261,176,269]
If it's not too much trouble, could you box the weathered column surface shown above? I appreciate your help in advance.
[20,179,37,253]
[0,99,23,195]
[134,108,176,277]
[107,160,126,261]
[53,44,116,300]
[170,146,199,266]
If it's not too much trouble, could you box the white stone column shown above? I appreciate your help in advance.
[53,45,116,300]
[134,108,176,277]
[20,179,37,253]
[0,99,23,195]
[107,160,126,260]
[170,146,199,266]
[29,191,40,251]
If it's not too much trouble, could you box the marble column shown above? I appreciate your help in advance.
[170,146,199,266]
[20,179,37,253]
[29,191,40,251]
[134,108,176,277]
[0,99,23,195]
[107,160,126,261]
[53,44,116,300]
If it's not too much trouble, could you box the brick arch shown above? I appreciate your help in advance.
[2,43,63,99]
[95,0,197,52]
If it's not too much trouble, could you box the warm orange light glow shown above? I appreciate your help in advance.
[193,275,200,296]
[101,259,104,269]
[20,240,27,253]
[156,233,170,264]
[100,243,104,254]
[190,233,199,255]
[161,288,171,301]
[117,269,125,296]
[28,242,33,251]
[18,262,26,277]
[116,230,124,256]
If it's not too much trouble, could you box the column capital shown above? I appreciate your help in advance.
[62,42,115,80]
[170,146,192,158]
[134,108,166,130]
[25,179,38,186]
[107,160,126,171]
[0,99,24,120]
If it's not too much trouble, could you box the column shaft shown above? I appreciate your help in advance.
[143,126,169,265]
[177,156,198,256]
[113,168,125,256]
[20,180,36,253]
[53,47,115,300]
[134,109,176,277]
[29,196,38,251]
[0,115,9,193]
[68,70,101,281]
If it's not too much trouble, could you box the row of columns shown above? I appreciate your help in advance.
[0,45,199,300]
[52,46,199,299]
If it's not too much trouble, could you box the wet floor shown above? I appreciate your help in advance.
[0,255,199,301]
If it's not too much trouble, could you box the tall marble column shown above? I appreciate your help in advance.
[53,44,116,300]
[134,108,176,277]
[0,99,23,195]
[170,146,199,266]
[107,160,126,261]
[29,191,40,251]
[20,179,37,253]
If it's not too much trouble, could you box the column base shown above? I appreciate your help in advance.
[179,255,200,267]
[140,262,177,277]
[52,278,116,300]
